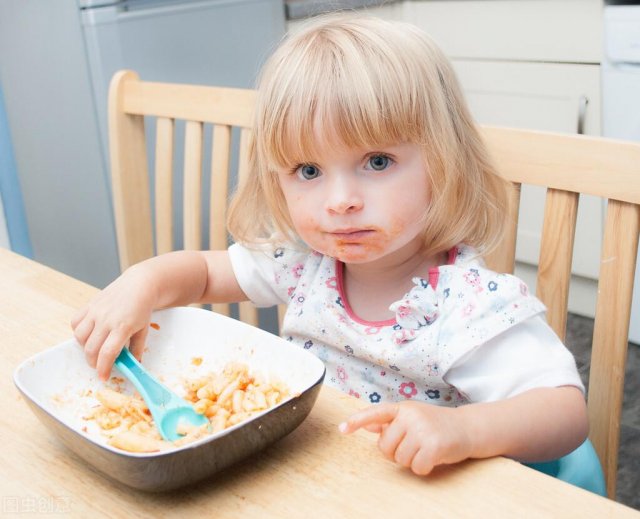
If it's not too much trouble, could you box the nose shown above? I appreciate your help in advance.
[325,176,364,214]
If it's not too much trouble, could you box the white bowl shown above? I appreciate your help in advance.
[14,307,325,491]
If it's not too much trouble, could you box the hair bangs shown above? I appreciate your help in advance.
[258,26,418,171]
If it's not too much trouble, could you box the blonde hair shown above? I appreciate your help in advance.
[227,14,508,257]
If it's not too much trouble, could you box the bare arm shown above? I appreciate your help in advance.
[340,386,588,475]
[457,386,588,462]
[71,250,246,380]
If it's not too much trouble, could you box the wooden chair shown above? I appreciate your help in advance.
[483,127,640,499]
[108,69,260,325]
[109,71,640,498]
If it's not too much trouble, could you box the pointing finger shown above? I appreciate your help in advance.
[339,403,399,434]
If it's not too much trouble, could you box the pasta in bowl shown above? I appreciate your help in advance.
[13,307,326,491]
[88,362,291,453]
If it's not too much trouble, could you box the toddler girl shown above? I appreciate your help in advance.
[72,15,588,476]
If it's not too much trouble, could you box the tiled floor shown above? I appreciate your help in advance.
[565,313,640,511]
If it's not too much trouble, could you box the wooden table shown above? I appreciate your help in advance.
[1,247,638,518]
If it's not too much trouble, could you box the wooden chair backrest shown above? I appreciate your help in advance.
[483,126,640,498]
[108,70,259,325]
[109,71,640,498]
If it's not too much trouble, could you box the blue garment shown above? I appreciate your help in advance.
[526,439,606,496]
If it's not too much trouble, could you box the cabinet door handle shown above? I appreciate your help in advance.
[577,95,589,135]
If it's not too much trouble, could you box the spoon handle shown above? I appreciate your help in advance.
[114,348,171,407]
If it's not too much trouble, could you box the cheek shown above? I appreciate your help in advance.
[381,187,429,228]
[376,191,429,249]
[285,195,319,234]
[296,216,319,235]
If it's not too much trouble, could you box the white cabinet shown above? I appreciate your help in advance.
[404,0,603,63]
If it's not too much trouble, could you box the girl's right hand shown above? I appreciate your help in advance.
[71,265,159,381]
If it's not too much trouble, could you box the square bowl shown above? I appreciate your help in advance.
[14,306,325,491]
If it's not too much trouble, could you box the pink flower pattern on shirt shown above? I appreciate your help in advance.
[399,382,418,399]
[292,263,304,278]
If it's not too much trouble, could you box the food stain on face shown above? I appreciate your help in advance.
[330,225,402,262]
[296,211,416,263]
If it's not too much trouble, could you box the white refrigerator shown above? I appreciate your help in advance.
[0,0,285,287]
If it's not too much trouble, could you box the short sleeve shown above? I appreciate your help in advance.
[444,315,585,402]
[228,242,309,307]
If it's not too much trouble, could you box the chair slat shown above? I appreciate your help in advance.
[211,303,230,317]
[536,188,579,341]
[109,70,154,270]
[210,125,231,250]
[154,117,175,255]
[183,120,203,250]
[239,302,259,327]
[588,200,640,498]
[484,181,521,273]
[209,124,232,318]
[238,128,252,184]
[277,304,287,331]
[236,127,259,327]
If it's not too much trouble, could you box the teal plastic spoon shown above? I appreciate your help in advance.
[114,348,208,441]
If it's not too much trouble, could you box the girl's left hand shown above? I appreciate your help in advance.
[339,401,473,475]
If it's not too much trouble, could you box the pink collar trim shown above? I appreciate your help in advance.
[335,246,458,327]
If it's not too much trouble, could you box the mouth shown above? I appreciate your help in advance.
[319,227,388,261]
[328,228,375,239]
[327,229,376,241]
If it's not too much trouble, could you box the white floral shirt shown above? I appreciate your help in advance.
[228,243,584,406]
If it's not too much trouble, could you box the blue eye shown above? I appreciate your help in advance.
[297,164,321,180]
[367,155,391,171]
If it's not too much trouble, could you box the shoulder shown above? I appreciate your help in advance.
[434,244,547,358]
[228,240,334,303]
[229,239,313,269]
[438,244,535,306]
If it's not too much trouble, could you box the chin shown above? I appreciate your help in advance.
[307,238,390,264]
[332,249,384,264]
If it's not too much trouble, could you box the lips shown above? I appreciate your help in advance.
[328,229,375,240]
